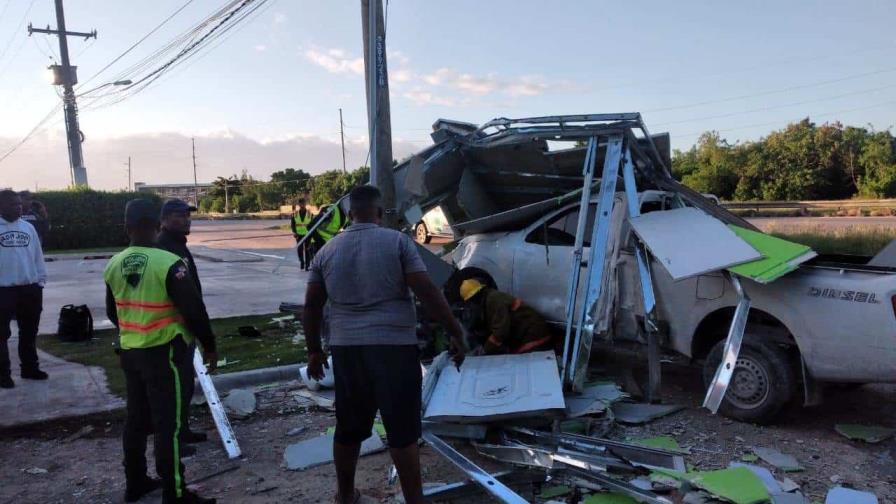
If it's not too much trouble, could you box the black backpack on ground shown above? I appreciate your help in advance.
[57,304,94,342]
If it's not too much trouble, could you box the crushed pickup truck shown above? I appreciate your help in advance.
[390,114,896,424]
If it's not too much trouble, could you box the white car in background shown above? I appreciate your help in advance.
[415,206,453,244]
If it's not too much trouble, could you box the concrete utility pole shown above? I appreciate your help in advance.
[28,0,96,187]
[339,108,347,174]
[361,0,397,229]
[192,137,199,205]
[126,156,131,191]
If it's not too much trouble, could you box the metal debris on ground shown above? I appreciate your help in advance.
[610,403,684,425]
[293,388,335,410]
[223,388,257,418]
[751,446,804,472]
[825,486,879,504]
[834,423,896,443]
[284,429,385,471]
[630,436,687,454]
[22,467,48,475]
[565,382,627,418]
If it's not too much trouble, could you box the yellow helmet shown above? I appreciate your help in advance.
[460,279,485,301]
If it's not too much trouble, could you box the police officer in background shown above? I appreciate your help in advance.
[105,199,217,504]
[289,198,314,271]
[156,199,211,447]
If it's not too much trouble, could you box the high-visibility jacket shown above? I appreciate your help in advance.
[293,210,313,236]
[104,246,192,350]
[317,205,344,242]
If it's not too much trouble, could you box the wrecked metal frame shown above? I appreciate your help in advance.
[703,272,752,413]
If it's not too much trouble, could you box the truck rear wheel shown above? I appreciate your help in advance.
[703,338,796,424]
[415,222,431,244]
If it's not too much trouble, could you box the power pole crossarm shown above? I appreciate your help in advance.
[29,0,96,187]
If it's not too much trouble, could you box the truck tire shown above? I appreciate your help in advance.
[415,222,431,244]
[703,338,796,424]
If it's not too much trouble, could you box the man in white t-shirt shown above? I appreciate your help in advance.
[0,189,48,389]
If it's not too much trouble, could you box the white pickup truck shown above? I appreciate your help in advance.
[449,190,896,423]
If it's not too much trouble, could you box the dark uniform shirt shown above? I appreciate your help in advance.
[156,229,202,294]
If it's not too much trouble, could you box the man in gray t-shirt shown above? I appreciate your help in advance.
[304,185,464,504]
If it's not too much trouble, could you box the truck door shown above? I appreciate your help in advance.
[512,204,596,324]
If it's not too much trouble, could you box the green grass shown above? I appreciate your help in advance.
[38,313,306,397]
[765,225,896,256]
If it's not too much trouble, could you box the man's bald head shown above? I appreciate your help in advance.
[348,185,382,223]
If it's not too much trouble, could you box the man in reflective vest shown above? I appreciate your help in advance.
[290,198,314,271]
[459,279,552,355]
[311,201,346,249]
[104,199,218,504]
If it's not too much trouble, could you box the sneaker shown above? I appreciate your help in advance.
[180,430,208,444]
[174,490,216,504]
[0,376,13,389]
[125,476,161,502]
[21,369,48,380]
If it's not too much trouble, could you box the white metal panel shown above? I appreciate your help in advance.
[423,351,565,422]
[628,208,761,280]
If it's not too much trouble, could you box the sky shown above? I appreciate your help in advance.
[0,0,894,191]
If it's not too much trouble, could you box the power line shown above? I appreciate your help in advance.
[644,66,896,114]
[0,0,36,64]
[653,82,896,128]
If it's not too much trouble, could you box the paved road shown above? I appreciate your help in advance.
[190,219,294,251]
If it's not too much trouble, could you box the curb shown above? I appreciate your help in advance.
[45,253,115,262]
[195,363,302,397]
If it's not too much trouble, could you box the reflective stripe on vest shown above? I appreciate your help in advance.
[103,246,193,350]
[317,206,344,242]
[293,211,313,236]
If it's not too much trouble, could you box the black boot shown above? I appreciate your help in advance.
[0,376,13,389]
[125,476,162,502]
[21,368,48,380]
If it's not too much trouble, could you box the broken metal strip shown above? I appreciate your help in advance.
[703,272,752,413]
[193,349,241,459]
[272,193,350,274]
[561,136,598,383]
[474,442,557,469]
[422,421,488,441]
[569,133,624,390]
[506,427,686,473]
[557,467,673,504]
[622,149,662,402]
[421,431,529,504]
[422,470,546,502]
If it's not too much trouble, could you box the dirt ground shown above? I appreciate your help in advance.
[1,367,894,504]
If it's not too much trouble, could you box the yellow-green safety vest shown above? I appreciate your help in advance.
[293,210,313,236]
[103,246,193,350]
[317,205,344,242]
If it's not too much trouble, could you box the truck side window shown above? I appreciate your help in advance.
[526,204,596,246]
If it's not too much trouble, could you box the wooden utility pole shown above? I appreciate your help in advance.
[361,0,397,228]
[339,108,347,174]
[192,137,199,205]
[28,0,96,187]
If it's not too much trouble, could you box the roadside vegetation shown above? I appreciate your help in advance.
[38,313,306,397]
[760,223,896,256]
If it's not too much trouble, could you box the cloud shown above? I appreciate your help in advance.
[0,130,420,191]
[273,13,287,24]
[302,46,365,76]
[402,89,458,107]
[254,44,267,52]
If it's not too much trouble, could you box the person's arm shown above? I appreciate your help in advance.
[32,227,47,286]
[484,291,511,354]
[303,280,329,380]
[289,215,298,236]
[406,272,466,367]
[166,261,217,371]
[105,284,119,328]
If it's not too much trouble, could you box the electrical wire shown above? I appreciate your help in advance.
[0,0,36,64]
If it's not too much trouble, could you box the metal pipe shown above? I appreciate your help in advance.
[703,272,751,413]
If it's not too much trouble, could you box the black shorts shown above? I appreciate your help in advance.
[331,345,421,449]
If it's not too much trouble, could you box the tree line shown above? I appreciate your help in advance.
[198,166,369,213]
[672,118,896,201]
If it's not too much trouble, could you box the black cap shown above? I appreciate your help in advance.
[125,199,160,227]
[160,198,197,217]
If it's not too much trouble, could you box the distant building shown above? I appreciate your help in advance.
[134,182,214,203]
